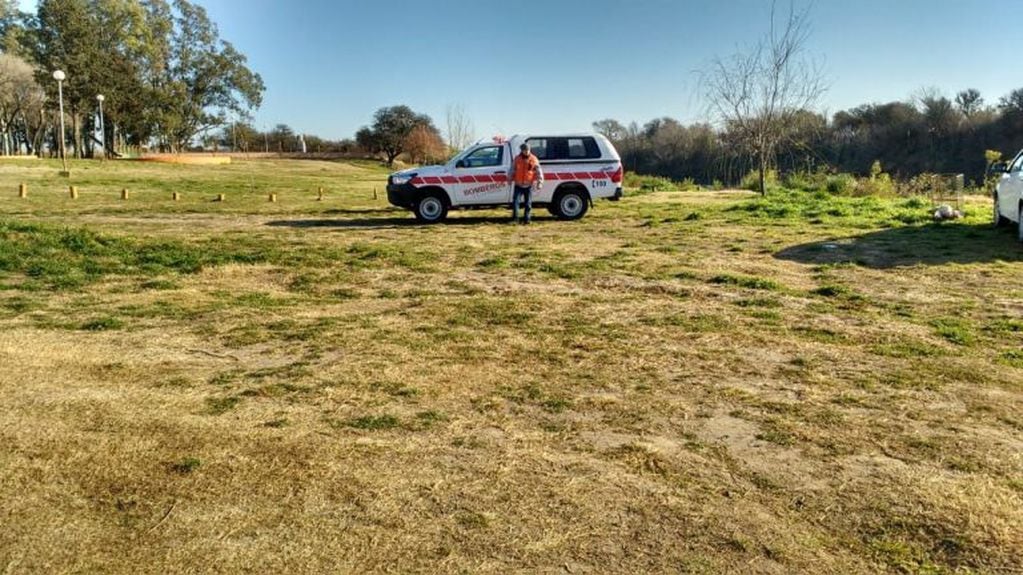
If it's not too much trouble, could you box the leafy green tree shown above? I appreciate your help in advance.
[268,123,295,152]
[154,0,264,151]
[359,105,436,165]
[33,0,104,157]
[0,0,32,57]
[89,0,167,150]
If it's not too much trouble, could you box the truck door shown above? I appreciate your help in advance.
[451,143,512,206]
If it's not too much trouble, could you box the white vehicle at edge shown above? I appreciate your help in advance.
[992,148,1023,242]
[386,134,623,223]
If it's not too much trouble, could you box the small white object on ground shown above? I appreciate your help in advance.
[933,204,962,221]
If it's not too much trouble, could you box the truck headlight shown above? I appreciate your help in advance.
[391,174,413,185]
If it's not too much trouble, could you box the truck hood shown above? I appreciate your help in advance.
[391,164,448,178]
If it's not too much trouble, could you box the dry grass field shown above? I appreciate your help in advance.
[0,158,1021,574]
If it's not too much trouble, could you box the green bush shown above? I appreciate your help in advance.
[741,169,778,192]
[623,172,700,193]
[857,172,895,197]
[678,177,700,191]
[783,171,828,192]
[825,174,857,195]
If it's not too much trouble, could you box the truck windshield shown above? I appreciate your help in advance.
[461,146,503,168]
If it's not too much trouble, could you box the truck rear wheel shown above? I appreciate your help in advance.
[414,192,448,224]
[553,188,589,221]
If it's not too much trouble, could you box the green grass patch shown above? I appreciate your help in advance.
[930,318,975,346]
[998,350,1023,369]
[0,219,267,290]
[205,395,241,415]
[80,316,124,331]
[169,457,202,474]
[708,274,780,291]
[346,414,401,430]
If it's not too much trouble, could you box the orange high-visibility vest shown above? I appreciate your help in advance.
[513,153,540,187]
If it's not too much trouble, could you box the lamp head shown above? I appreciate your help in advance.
[52,70,65,81]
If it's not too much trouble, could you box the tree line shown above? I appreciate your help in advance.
[596,88,1023,188]
[1,0,1018,185]
[0,0,263,157]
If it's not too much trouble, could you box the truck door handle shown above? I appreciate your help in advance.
[493,170,506,175]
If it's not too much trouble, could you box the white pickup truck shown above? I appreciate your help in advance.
[992,149,1023,242]
[386,134,623,223]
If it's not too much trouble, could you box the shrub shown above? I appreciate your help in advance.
[783,171,828,192]
[623,173,701,193]
[825,174,857,195]
[624,172,677,192]
[857,172,895,197]
[741,169,778,192]
[678,177,701,191]
[709,274,780,291]
[853,161,896,197]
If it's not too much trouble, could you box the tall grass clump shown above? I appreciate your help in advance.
[624,172,700,193]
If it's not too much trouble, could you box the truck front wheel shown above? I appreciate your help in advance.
[414,192,448,224]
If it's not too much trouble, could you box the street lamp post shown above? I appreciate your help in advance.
[96,94,105,160]
[53,70,68,176]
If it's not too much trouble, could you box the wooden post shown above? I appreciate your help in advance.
[18,183,26,198]
[121,188,129,200]
[69,186,78,199]
[317,187,324,201]
[268,192,277,203]
[172,191,180,201]
[373,187,378,200]
[216,193,225,202]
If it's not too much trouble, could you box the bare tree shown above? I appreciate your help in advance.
[0,53,44,155]
[592,118,626,142]
[702,1,825,194]
[955,89,983,119]
[445,103,474,153]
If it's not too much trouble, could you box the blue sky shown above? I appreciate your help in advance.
[25,0,1023,140]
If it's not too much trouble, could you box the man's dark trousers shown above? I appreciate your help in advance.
[513,185,532,223]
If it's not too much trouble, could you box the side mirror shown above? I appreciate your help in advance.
[455,159,466,169]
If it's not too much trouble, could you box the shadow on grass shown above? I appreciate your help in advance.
[267,214,558,229]
[775,223,1022,268]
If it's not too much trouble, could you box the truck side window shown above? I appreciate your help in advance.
[567,137,601,159]
[462,146,503,168]
[526,138,549,160]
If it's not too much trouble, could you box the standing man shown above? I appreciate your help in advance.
[508,143,543,224]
